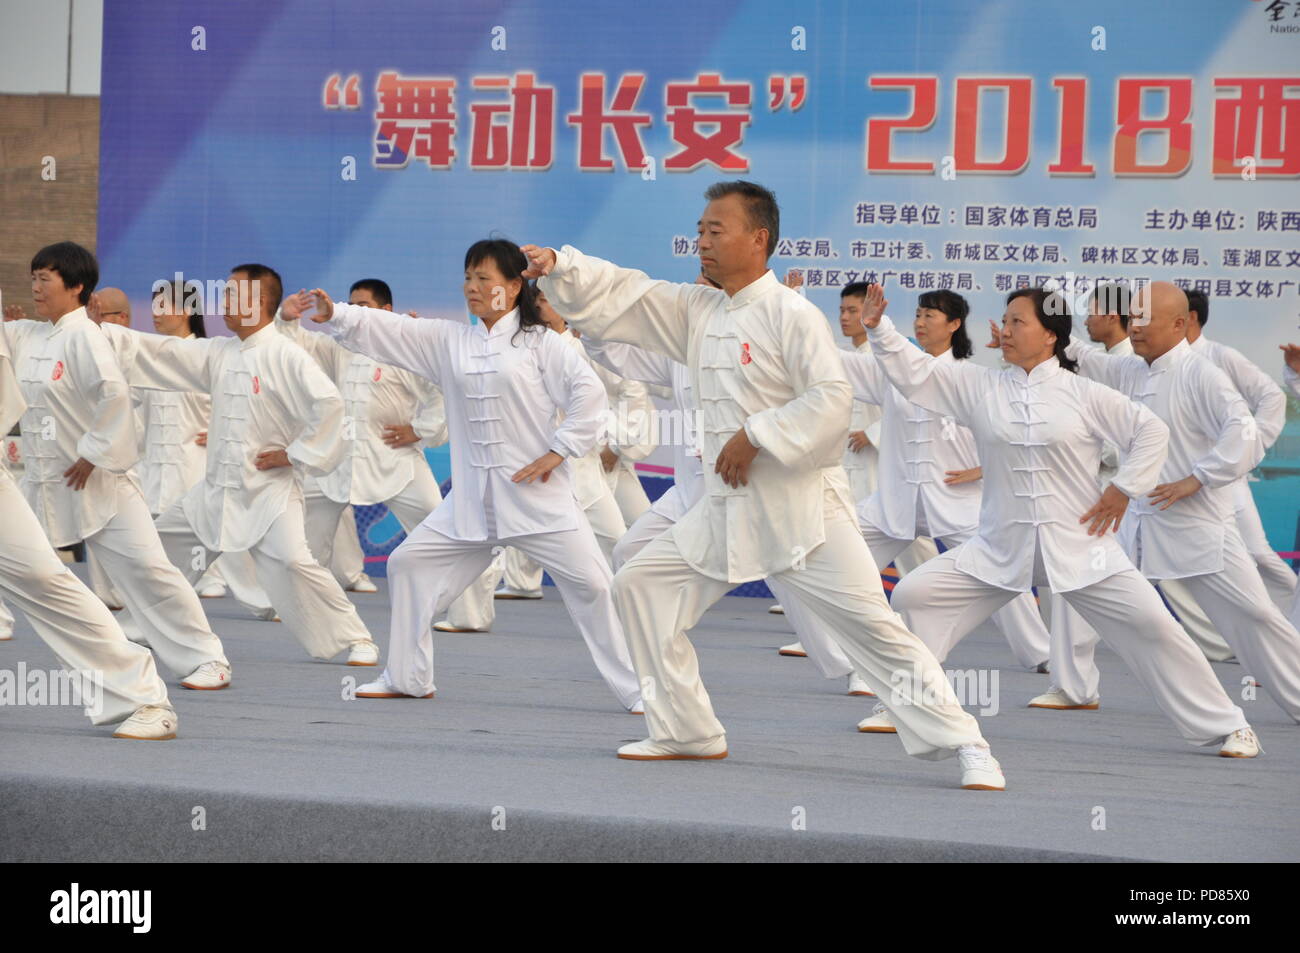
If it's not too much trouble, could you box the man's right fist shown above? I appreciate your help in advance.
[520,245,557,279]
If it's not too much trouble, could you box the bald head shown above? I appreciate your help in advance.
[95,287,131,326]
[1128,280,1189,364]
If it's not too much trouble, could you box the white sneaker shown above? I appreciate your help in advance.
[0,629,12,641]
[348,574,379,594]
[768,604,785,615]
[617,735,727,760]
[355,672,434,699]
[495,587,543,600]
[957,744,1006,790]
[856,701,897,733]
[433,620,488,633]
[196,581,227,599]
[847,672,875,696]
[1219,727,1262,758]
[113,705,178,740]
[346,639,379,666]
[778,641,807,657]
[1027,687,1099,710]
[627,698,645,715]
[181,660,231,690]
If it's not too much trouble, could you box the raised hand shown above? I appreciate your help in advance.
[279,290,313,321]
[987,319,1001,349]
[1281,343,1300,375]
[86,291,102,323]
[308,288,335,323]
[2,303,27,322]
[783,269,804,290]
[520,245,557,279]
[861,284,887,329]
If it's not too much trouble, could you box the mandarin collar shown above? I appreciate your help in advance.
[724,271,779,311]
[1148,337,1190,372]
[49,306,89,336]
[1009,356,1063,384]
[239,322,277,350]
[475,308,520,338]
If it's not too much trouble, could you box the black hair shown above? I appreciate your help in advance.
[464,239,544,345]
[31,241,98,305]
[1005,288,1078,373]
[1090,281,1132,331]
[841,281,870,300]
[230,263,283,318]
[703,180,780,259]
[1185,288,1208,327]
[153,279,207,338]
[350,278,393,309]
[917,289,973,359]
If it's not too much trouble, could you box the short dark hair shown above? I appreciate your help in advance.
[1185,288,1208,327]
[917,289,973,360]
[1090,281,1132,331]
[230,263,283,317]
[841,282,871,300]
[31,242,98,305]
[703,180,779,258]
[350,278,393,308]
[1006,287,1078,373]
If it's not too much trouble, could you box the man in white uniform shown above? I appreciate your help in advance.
[0,323,178,739]
[276,278,448,581]
[528,180,1007,790]
[106,263,381,668]
[1281,342,1300,632]
[4,243,231,691]
[1062,282,1300,725]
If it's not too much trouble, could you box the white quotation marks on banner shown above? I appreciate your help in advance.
[1241,156,1257,181]
[41,156,56,181]
[189,546,207,573]
[640,675,657,702]
[191,26,206,51]
[1090,26,1106,52]
[1091,805,1106,831]
[791,806,806,831]
[790,26,806,51]
[491,805,507,830]
[1241,675,1257,702]
[191,805,207,831]
[491,26,507,51]
[641,155,657,181]
[341,156,356,181]
[341,675,356,701]
[940,155,956,181]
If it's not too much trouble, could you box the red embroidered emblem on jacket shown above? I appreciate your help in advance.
[252,376,260,394]
[373,367,382,382]
[739,342,752,365]
[51,361,64,381]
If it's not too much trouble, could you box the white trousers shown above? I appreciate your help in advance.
[1232,479,1298,610]
[155,485,371,660]
[615,506,855,681]
[1156,579,1236,662]
[304,465,444,583]
[201,548,274,615]
[861,524,1051,670]
[381,497,640,708]
[330,505,366,587]
[606,465,651,526]
[445,484,625,630]
[890,551,1250,746]
[86,546,123,608]
[0,472,171,723]
[80,478,228,678]
[613,491,988,760]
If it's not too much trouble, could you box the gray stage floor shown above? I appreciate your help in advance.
[1,575,1297,862]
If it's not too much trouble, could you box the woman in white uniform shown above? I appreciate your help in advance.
[282,240,641,712]
[859,284,1259,757]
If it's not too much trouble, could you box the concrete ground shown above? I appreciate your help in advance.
[1,575,1296,862]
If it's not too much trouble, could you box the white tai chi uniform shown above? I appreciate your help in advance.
[1064,337,1300,722]
[443,329,628,631]
[327,505,368,588]
[593,355,655,525]
[1285,364,1300,633]
[543,247,989,759]
[3,313,227,679]
[316,303,641,709]
[104,322,375,661]
[135,365,271,615]
[586,335,860,683]
[0,329,173,724]
[867,315,1249,747]
[274,316,449,575]
[1190,334,1295,608]
[842,344,1051,670]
